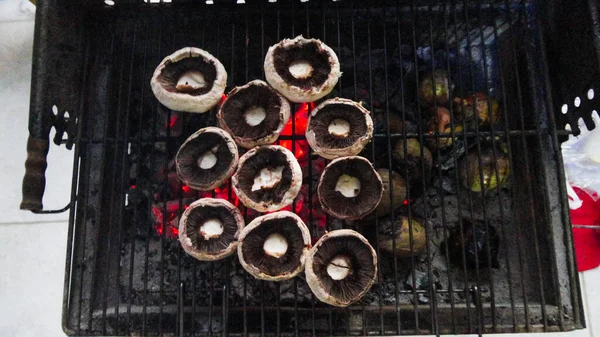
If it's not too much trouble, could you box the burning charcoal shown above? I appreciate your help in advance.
[218,80,291,149]
[162,111,184,137]
[306,98,374,159]
[378,216,427,257]
[418,70,453,107]
[317,156,383,220]
[264,36,341,103]
[151,47,227,113]
[305,230,377,307]
[458,143,510,193]
[237,211,311,281]
[442,219,501,269]
[391,138,433,186]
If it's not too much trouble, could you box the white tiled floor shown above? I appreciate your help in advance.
[0,1,598,336]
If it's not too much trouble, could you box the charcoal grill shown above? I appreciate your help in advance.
[20,0,600,335]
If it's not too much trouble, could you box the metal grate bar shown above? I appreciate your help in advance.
[461,2,498,332]
[488,2,519,331]
[449,1,476,332]
[365,5,384,335]
[511,1,549,331]
[91,26,118,335]
[64,15,89,336]
[111,20,139,334]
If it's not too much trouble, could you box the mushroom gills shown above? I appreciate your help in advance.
[327,255,352,280]
[263,233,289,258]
[199,218,224,240]
[288,60,314,79]
[252,166,285,191]
[335,174,361,198]
[244,106,267,126]
[176,70,207,92]
[328,118,351,138]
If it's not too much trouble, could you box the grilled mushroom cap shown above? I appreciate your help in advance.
[306,98,374,159]
[264,35,341,103]
[218,80,291,149]
[232,145,302,212]
[374,169,407,217]
[151,47,227,113]
[176,127,238,191]
[305,229,377,307]
[179,198,244,261]
[238,211,311,281]
[317,156,383,220]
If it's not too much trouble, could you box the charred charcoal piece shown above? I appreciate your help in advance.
[305,229,377,307]
[404,269,442,291]
[232,145,302,212]
[264,36,341,103]
[318,156,383,220]
[306,98,373,159]
[436,139,467,171]
[151,47,227,113]
[418,70,452,107]
[175,127,238,191]
[238,211,311,281]
[391,138,433,185]
[442,219,500,269]
[218,80,291,149]
[378,216,427,257]
[374,169,407,217]
[453,92,501,126]
[426,106,463,151]
[458,144,510,193]
[178,198,244,261]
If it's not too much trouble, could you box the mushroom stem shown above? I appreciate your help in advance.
[176,70,207,92]
[288,60,314,79]
[263,233,289,258]
[335,174,361,198]
[328,118,351,137]
[252,166,285,191]
[199,218,224,240]
[327,255,352,280]
[197,145,219,170]
[197,152,217,169]
[244,106,267,126]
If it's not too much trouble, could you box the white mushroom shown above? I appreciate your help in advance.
[151,47,227,113]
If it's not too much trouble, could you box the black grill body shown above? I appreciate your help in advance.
[22,0,600,336]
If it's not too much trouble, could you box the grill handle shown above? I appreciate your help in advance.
[19,0,84,212]
[20,136,49,211]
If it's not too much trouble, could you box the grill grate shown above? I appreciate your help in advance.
[52,0,585,336]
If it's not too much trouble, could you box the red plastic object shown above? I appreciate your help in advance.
[570,186,600,271]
